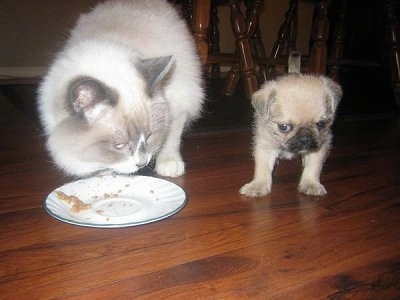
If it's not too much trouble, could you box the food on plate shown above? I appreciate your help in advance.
[56,191,91,213]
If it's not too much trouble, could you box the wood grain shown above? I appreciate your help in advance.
[0,93,399,299]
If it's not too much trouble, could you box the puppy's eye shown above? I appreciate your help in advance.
[316,120,327,130]
[278,123,293,133]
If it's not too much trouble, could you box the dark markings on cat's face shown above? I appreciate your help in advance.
[66,98,169,173]
[106,103,169,162]
[67,76,118,118]
[61,69,171,174]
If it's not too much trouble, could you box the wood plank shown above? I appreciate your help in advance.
[0,93,399,299]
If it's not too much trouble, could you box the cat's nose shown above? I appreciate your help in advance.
[135,160,148,168]
[132,134,151,168]
[134,153,151,168]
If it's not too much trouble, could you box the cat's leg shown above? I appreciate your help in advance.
[155,113,187,177]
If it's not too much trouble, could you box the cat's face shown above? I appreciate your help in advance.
[47,56,173,176]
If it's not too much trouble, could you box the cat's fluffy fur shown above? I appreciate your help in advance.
[38,0,204,177]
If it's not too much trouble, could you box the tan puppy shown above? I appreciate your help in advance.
[240,53,342,197]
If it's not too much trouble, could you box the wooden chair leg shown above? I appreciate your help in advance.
[223,61,240,96]
[266,0,298,79]
[383,0,400,107]
[224,0,265,95]
[181,0,194,27]
[193,0,211,65]
[287,4,298,55]
[228,0,260,99]
[246,0,268,82]
[210,2,221,79]
[328,0,346,82]
[310,0,330,75]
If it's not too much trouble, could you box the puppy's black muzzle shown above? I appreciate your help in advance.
[288,127,319,153]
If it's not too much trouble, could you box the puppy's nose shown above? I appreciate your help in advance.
[297,128,313,142]
[288,128,319,152]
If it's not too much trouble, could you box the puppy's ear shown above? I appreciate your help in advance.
[68,77,116,123]
[321,77,342,113]
[251,81,277,117]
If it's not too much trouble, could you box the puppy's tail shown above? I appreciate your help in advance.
[288,51,301,74]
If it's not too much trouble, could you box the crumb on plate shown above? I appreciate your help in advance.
[56,191,91,213]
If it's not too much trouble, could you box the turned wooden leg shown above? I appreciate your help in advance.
[246,0,268,82]
[328,0,346,82]
[310,0,330,75]
[267,0,298,79]
[181,0,194,27]
[192,0,211,65]
[223,61,240,96]
[228,0,259,99]
[383,0,400,107]
[210,2,221,79]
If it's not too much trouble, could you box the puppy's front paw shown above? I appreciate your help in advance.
[155,157,185,177]
[298,181,327,196]
[240,181,271,197]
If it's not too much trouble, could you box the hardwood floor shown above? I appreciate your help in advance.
[0,83,399,299]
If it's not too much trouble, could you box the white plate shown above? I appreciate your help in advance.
[44,175,186,228]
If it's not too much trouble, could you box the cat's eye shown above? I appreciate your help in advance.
[316,120,327,130]
[114,143,127,150]
[278,123,293,133]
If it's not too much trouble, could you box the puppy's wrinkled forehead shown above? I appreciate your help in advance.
[271,77,330,122]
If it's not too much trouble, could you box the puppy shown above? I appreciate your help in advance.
[240,52,342,197]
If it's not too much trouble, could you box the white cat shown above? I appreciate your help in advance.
[38,0,204,177]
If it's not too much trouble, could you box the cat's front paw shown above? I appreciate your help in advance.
[155,158,185,177]
[239,180,271,197]
[298,180,327,196]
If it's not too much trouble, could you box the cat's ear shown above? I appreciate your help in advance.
[137,56,174,96]
[68,77,116,122]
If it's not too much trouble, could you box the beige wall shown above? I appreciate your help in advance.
[0,0,313,77]
[0,0,99,76]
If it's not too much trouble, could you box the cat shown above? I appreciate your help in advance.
[37,0,204,177]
